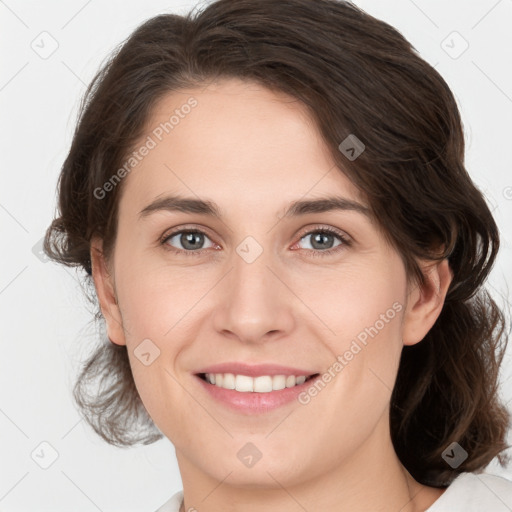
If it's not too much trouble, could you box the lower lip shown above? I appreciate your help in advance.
[194,374,320,414]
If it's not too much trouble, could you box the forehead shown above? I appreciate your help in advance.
[118,78,366,216]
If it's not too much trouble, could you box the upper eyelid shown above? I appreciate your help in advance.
[161,225,217,244]
[297,225,349,239]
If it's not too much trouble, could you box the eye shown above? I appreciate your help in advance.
[160,225,351,257]
[293,226,350,257]
[161,228,217,255]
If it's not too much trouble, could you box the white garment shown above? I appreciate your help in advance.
[425,472,512,511]
[154,489,183,512]
[155,472,512,511]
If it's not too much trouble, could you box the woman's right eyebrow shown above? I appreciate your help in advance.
[138,194,221,219]
[138,194,371,220]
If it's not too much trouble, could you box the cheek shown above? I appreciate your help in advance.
[113,248,194,339]
[304,259,406,413]
[300,258,406,339]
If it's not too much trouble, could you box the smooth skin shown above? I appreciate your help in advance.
[90,78,451,512]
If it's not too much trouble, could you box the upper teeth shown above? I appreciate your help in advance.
[205,373,308,392]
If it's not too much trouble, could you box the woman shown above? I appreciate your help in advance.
[44,0,512,510]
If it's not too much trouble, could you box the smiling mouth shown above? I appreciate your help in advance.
[197,372,320,393]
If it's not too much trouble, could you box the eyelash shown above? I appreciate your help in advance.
[159,225,351,259]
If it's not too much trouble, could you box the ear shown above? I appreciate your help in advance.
[90,237,126,346]
[402,258,453,346]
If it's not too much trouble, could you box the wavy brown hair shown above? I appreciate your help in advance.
[44,0,511,487]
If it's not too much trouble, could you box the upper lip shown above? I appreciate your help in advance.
[194,362,319,378]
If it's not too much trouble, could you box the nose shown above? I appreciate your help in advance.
[212,241,295,345]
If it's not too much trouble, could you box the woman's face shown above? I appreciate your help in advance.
[92,78,445,490]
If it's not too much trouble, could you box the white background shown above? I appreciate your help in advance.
[1,0,511,510]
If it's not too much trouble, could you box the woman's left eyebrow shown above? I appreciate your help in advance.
[138,194,370,220]
[283,196,370,218]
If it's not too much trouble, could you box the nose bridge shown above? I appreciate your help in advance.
[230,233,277,306]
[212,233,293,341]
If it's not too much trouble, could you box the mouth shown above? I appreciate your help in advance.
[194,371,322,414]
[196,372,320,393]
